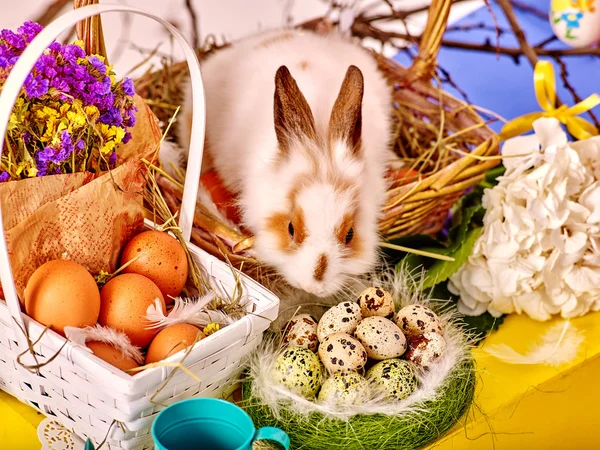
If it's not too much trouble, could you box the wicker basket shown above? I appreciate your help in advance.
[135,0,500,289]
[0,5,278,449]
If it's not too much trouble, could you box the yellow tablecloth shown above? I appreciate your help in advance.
[2,311,600,449]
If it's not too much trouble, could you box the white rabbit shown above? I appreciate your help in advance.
[172,28,393,297]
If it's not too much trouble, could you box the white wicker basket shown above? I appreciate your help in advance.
[0,4,279,449]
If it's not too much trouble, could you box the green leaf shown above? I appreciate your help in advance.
[421,226,482,289]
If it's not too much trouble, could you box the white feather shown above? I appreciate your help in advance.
[144,294,242,330]
[482,321,584,367]
[246,265,472,420]
[64,324,144,364]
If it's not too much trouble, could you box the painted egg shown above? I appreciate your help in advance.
[404,332,446,370]
[318,332,367,373]
[354,316,407,360]
[318,371,370,405]
[358,286,395,318]
[395,304,444,338]
[271,347,322,398]
[550,0,600,48]
[282,313,319,352]
[317,301,362,341]
[366,359,418,401]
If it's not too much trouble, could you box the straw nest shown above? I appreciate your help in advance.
[240,267,476,450]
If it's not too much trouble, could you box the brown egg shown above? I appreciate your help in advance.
[145,323,206,364]
[24,260,100,335]
[120,230,189,303]
[87,341,139,372]
[99,273,166,348]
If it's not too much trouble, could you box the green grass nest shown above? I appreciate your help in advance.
[241,355,475,450]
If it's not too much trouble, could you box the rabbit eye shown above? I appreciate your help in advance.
[345,228,354,245]
[288,222,295,238]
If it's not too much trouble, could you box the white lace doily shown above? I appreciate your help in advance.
[37,418,86,450]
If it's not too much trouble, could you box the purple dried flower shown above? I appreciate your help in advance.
[122,132,132,144]
[88,55,106,74]
[24,75,49,98]
[75,139,85,152]
[108,151,117,165]
[99,107,123,127]
[17,21,42,43]
[23,133,31,145]
[0,172,10,182]
[122,78,135,97]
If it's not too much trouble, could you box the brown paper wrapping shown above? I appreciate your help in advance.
[0,95,162,303]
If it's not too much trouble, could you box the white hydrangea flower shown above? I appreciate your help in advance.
[448,118,600,321]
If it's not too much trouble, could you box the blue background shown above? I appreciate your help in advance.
[393,0,600,134]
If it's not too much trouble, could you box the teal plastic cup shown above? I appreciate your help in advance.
[151,398,290,450]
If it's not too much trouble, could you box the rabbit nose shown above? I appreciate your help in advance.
[313,253,328,282]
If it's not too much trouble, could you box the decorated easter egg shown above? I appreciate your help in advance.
[354,316,407,360]
[395,305,444,338]
[366,359,418,401]
[318,332,368,373]
[317,301,362,341]
[404,332,447,370]
[550,0,600,48]
[358,286,395,318]
[282,313,319,352]
[318,371,370,405]
[271,347,322,398]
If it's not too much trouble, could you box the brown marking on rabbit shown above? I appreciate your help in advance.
[313,254,328,281]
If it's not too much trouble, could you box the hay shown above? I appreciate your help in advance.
[239,267,476,450]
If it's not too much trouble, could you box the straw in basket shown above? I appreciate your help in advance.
[0,4,278,449]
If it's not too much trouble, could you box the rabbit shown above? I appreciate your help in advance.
[171,28,393,297]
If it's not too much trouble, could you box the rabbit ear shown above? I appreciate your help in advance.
[274,65,317,155]
[328,65,364,156]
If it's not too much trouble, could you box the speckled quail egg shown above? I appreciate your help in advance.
[395,304,444,338]
[318,371,370,405]
[358,287,395,318]
[354,316,407,360]
[283,314,319,352]
[366,359,418,401]
[404,332,446,370]
[317,301,362,341]
[318,332,368,373]
[271,347,323,398]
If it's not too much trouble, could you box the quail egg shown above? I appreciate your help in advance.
[283,313,319,352]
[354,316,407,360]
[404,332,446,369]
[271,347,323,398]
[318,371,370,405]
[358,287,395,318]
[366,359,418,401]
[317,301,362,341]
[318,332,368,373]
[395,304,444,338]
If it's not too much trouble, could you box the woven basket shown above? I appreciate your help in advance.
[135,0,500,289]
[0,5,278,449]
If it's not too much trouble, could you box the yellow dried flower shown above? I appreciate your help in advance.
[203,323,220,336]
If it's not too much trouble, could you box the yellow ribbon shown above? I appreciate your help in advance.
[500,61,600,141]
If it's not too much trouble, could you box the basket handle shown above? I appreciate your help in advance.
[406,0,451,82]
[0,3,206,350]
